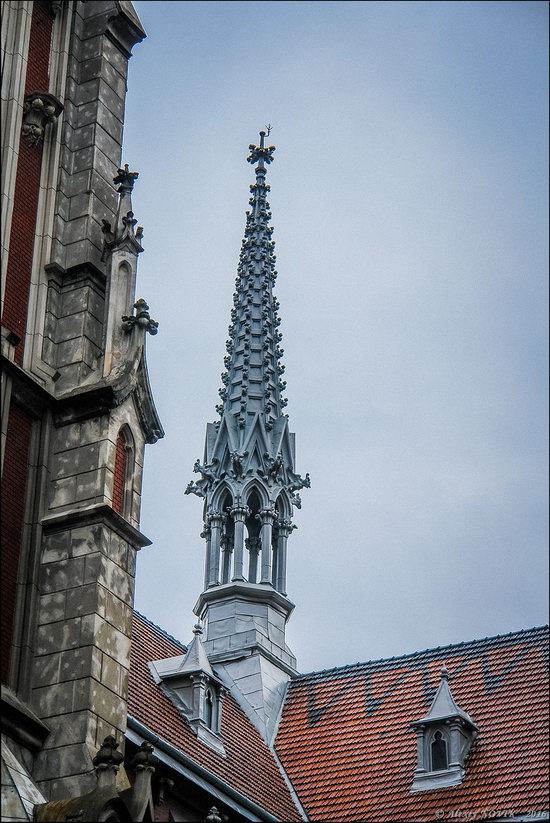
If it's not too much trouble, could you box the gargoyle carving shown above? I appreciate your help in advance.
[185,481,206,499]
[193,458,219,484]
[230,451,248,478]
[290,492,302,509]
[287,472,311,492]
[263,452,284,480]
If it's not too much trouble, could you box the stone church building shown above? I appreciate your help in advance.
[1,2,548,821]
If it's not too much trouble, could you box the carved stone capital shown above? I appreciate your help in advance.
[207,510,226,527]
[278,519,296,536]
[21,92,63,146]
[229,504,250,521]
[256,508,277,525]
[245,536,261,554]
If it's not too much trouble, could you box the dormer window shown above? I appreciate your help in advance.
[149,623,226,756]
[410,667,478,792]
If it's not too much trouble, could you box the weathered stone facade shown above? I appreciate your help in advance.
[1,1,163,817]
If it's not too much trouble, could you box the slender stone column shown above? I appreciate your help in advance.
[230,504,250,581]
[200,524,212,589]
[257,508,277,584]
[207,511,224,587]
[271,527,278,589]
[220,534,233,584]
[246,536,260,583]
[415,725,426,773]
[448,721,462,768]
[275,519,294,595]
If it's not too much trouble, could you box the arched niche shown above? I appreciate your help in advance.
[113,425,135,519]
[245,488,262,583]
[274,488,292,520]
[219,489,234,584]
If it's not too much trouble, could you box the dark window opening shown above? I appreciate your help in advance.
[113,430,128,514]
[431,730,448,771]
[204,690,214,729]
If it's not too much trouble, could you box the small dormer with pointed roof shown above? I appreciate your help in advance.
[410,667,479,792]
[149,624,226,755]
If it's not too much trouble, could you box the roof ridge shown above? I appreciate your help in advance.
[133,609,188,652]
[295,624,549,681]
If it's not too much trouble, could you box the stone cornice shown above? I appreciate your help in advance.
[41,503,152,548]
[194,581,295,621]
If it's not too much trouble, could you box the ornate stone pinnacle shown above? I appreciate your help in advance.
[193,622,203,636]
[440,666,449,680]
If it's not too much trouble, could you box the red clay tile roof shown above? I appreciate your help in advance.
[275,626,549,822]
[128,611,301,821]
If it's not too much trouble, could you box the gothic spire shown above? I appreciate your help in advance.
[216,130,286,432]
[185,132,310,740]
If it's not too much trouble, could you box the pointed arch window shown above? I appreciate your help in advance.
[112,426,134,518]
[245,489,262,583]
[204,689,214,730]
[431,730,448,771]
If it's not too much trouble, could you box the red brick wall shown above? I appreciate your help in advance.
[113,431,128,514]
[1,404,33,684]
[1,1,53,365]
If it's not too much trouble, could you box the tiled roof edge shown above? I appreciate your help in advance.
[133,609,188,653]
[296,624,549,682]
[270,745,309,821]
[127,715,280,822]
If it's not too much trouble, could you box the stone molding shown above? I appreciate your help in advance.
[41,502,152,548]
[194,580,295,621]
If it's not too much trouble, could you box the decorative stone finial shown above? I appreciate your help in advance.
[93,735,124,787]
[193,623,203,637]
[205,807,223,823]
[121,298,159,335]
[114,163,139,194]
[247,129,276,167]
[440,666,449,681]
[21,92,63,146]
[130,740,157,771]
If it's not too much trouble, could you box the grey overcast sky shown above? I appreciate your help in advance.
[123,1,549,673]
